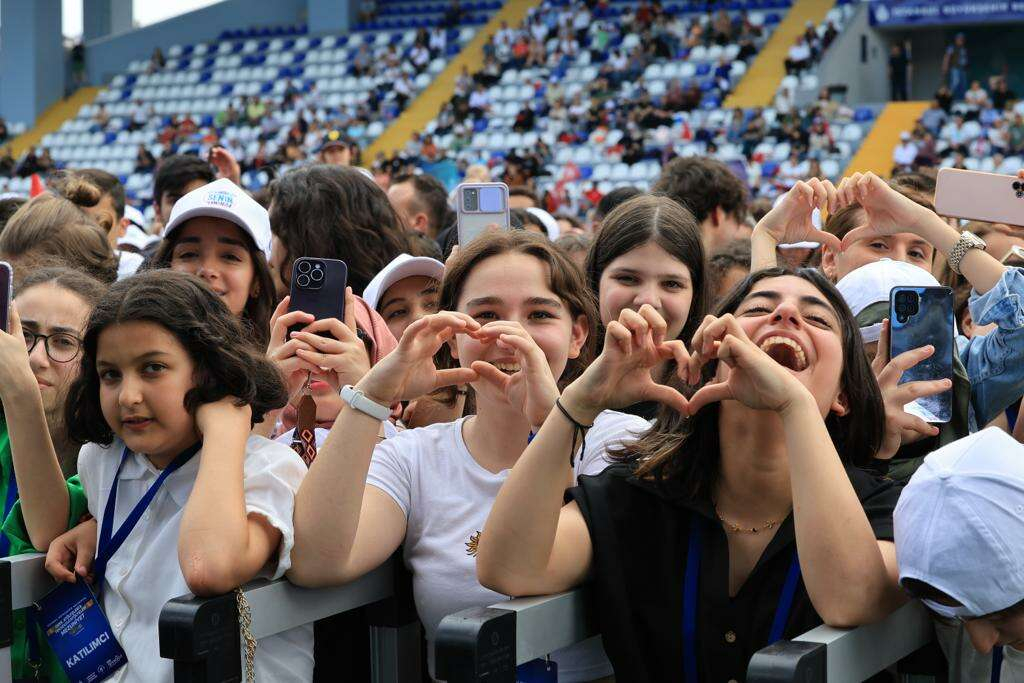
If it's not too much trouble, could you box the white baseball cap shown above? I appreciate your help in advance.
[161,178,272,260]
[362,253,445,311]
[835,259,941,343]
[895,427,1024,618]
[526,207,560,240]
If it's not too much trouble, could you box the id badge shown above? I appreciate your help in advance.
[516,657,558,683]
[34,580,127,683]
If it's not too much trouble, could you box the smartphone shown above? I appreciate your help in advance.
[0,261,11,333]
[457,182,510,245]
[1001,244,1024,267]
[935,168,1024,225]
[288,257,348,339]
[889,286,954,423]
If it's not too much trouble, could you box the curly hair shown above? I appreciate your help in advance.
[268,164,409,295]
[64,270,287,446]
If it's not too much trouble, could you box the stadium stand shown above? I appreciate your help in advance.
[378,0,872,217]
[9,7,500,208]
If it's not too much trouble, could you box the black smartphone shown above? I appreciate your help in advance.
[889,286,954,423]
[288,257,348,339]
[0,261,12,334]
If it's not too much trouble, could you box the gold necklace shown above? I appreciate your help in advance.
[713,503,780,534]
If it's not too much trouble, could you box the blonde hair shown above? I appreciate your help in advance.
[0,181,117,284]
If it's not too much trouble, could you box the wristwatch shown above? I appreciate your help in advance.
[947,230,986,275]
[341,385,391,421]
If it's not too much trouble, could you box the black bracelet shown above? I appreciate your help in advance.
[555,398,593,468]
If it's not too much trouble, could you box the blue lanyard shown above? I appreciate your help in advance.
[93,443,201,594]
[683,515,801,683]
[992,646,1003,683]
[0,465,19,557]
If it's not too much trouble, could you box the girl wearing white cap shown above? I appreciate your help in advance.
[149,178,277,349]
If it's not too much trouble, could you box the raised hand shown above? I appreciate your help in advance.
[470,322,560,428]
[871,318,948,459]
[356,312,481,405]
[835,172,936,249]
[563,305,690,417]
[287,288,371,388]
[209,146,242,186]
[267,296,321,377]
[686,314,811,415]
[754,178,842,252]
[0,304,37,400]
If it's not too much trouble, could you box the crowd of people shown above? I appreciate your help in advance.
[0,133,1021,682]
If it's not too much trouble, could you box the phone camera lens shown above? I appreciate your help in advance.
[1014,182,1022,191]
[297,260,312,274]
[296,273,311,288]
[310,268,324,282]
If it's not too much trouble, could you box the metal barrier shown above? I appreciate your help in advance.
[436,588,942,683]
[159,556,422,682]
[0,553,51,683]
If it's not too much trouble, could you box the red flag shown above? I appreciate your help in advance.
[29,174,44,197]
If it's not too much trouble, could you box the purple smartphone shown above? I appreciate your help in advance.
[0,261,11,333]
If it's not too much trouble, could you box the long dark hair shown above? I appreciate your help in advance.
[611,267,885,501]
[585,194,709,344]
[434,230,598,406]
[268,165,410,295]
[65,270,287,446]
[147,224,276,349]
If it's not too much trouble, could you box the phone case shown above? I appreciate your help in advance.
[457,182,510,245]
[0,262,11,334]
[934,167,1024,225]
[288,257,348,339]
[889,286,954,423]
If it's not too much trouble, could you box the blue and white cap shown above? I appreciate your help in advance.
[161,178,272,260]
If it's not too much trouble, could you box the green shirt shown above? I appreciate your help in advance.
[0,419,90,682]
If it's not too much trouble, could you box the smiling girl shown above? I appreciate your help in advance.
[585,194,709,419]
[20,270,312,681]
[289,231,649,680]
[149,178,277,348]
[477,268,906,681]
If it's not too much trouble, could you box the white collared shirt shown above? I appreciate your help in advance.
[78,435,312,683]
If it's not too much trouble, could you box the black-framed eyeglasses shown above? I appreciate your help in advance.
[22,330,83,364]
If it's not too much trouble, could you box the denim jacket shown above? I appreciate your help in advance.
[957,266,1024,430]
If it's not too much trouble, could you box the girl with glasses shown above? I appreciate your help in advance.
[0,266,106,681]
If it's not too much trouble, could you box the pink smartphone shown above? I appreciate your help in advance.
[934,168,1024,225]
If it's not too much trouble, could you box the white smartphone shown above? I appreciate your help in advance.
[934,168,1024,226]
[456,182,510,245]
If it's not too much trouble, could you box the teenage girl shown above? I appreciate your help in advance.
[28,270,312,681]
[148,178,277,348]
[289,231,650,680]
[0,267,106,681]
[477,267,907,681]
[585,194,709,419]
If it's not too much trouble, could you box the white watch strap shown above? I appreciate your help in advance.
[341,385,391,421]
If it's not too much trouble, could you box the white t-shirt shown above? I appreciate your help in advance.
[935,619,1024,682]
[366,410,650,681]
[77,435,313,683]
